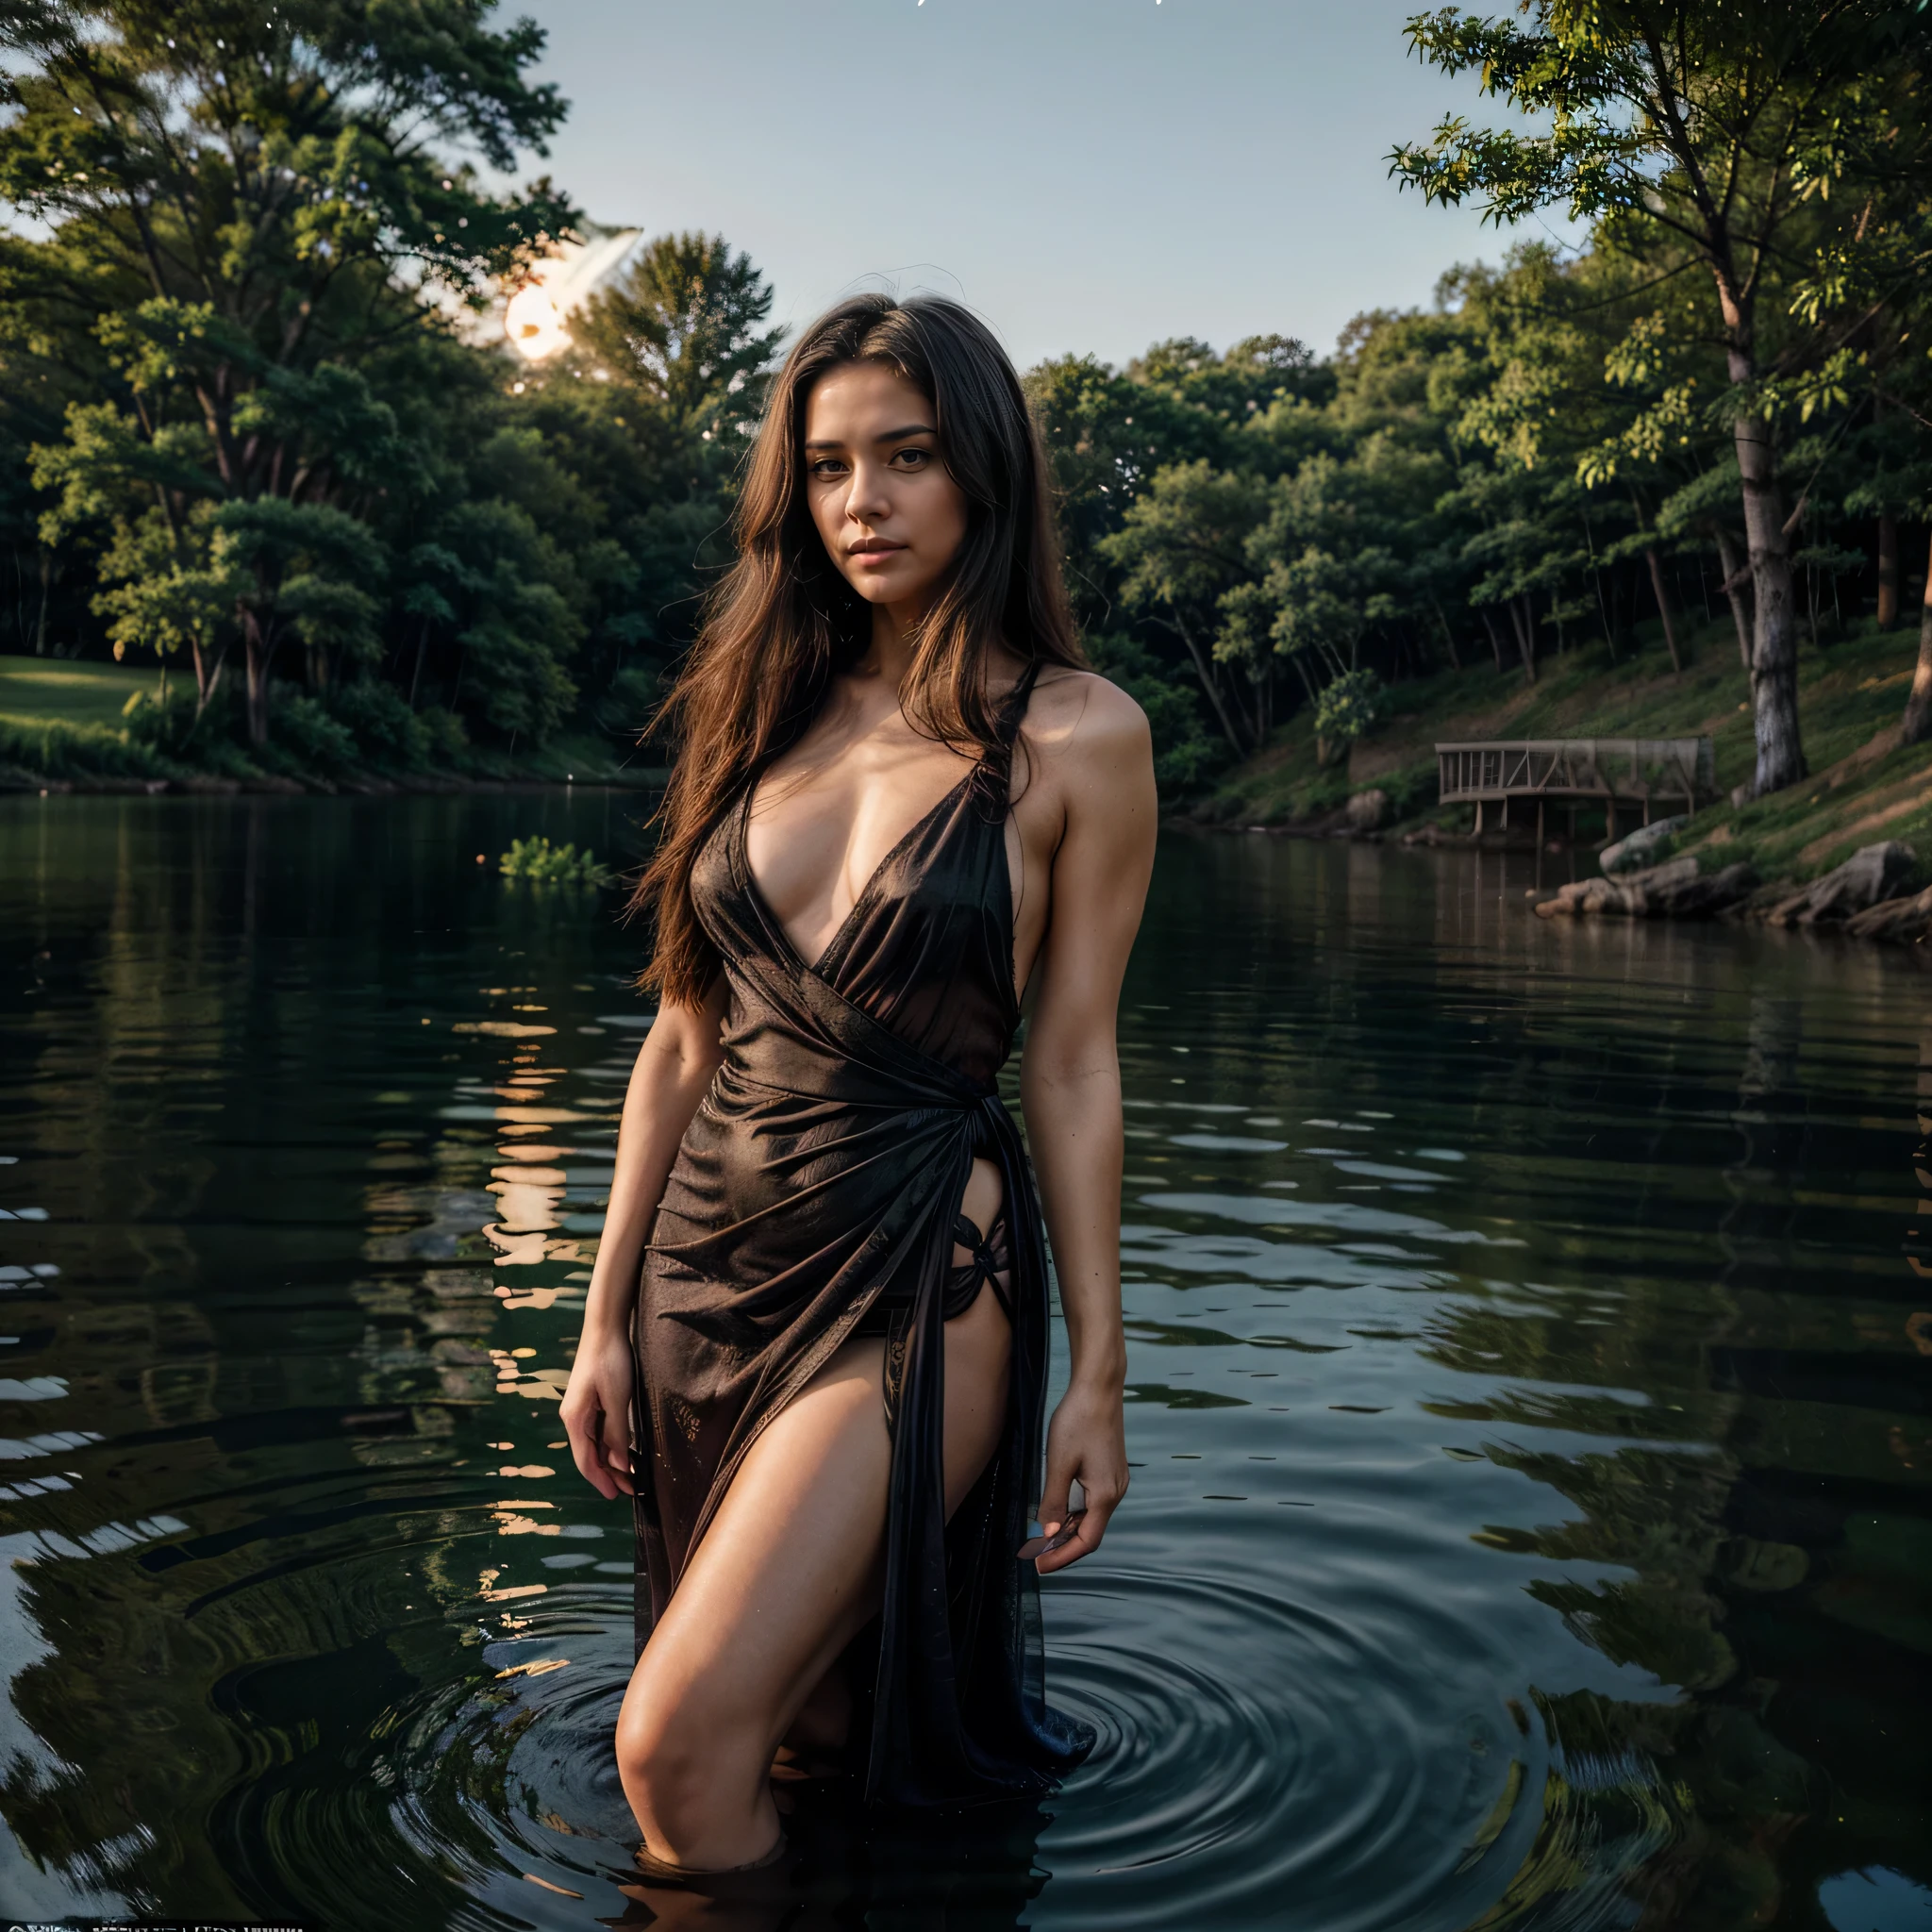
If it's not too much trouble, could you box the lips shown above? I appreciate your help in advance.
[848,539,905,558]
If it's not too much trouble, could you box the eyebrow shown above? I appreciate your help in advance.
[803,423,938,450]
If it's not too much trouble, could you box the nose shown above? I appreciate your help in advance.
[844,456,891,525]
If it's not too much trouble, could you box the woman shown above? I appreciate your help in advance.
[560,292,1158,1878]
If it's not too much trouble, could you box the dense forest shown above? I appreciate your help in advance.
[3,1,1929,799]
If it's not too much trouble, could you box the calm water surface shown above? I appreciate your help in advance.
[1,794,1928,1931]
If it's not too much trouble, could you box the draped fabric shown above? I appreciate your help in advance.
[628,666,1093,1807]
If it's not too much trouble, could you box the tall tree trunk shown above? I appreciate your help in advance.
[408,617,430,708]
[1876,512,1899,629]
[1904,528,1932,745]
[1713,527,1752,669]
[1508,594,1537,684]
[191,634,215,716]
[1429,596,1461,671]
[244,614,271,747]
[1644,547,1683,675]
[1228,666,1259,745]
[1285,645,1320,708]
[34,547,50,656]
[1591,563,1614,656]
[1480,608,1506,673]
[1168,610,1247,756]
[1724,337,1807,794]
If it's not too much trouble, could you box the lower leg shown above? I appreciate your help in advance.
[618,1271,1012,1870]
[774,1274,1012,1769]
[618,1347,889,1869]
[778,1653,852,1760]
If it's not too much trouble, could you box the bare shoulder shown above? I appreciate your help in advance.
[1021,667,1154,780]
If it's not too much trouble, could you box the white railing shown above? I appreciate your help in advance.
[1436,737,1715,808]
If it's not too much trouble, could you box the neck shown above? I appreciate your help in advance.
[860,596,923,691]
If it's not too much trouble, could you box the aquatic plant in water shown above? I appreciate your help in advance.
[497,836,614,888]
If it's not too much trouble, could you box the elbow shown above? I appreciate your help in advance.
[1021,1046,1121,1100]
[641,1021,724,1092]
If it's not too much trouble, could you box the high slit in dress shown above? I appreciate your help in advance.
[627,663,1095,1807]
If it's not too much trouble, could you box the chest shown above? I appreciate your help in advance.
[742,745,983,963]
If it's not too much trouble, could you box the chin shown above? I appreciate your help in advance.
[847,569,934,606]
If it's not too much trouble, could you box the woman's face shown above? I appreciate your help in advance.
[803,361,968,618]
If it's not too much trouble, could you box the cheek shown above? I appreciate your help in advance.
[807,486,846,559]
[915,475,970,558]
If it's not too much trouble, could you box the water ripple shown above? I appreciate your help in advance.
[1034,1568,1557,1928]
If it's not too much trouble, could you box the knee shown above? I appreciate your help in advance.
[616,1683,757,1841]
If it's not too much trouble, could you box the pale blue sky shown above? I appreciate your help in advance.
[497,0,1568,370]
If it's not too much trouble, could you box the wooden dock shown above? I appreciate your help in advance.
[1435,737,1716,841]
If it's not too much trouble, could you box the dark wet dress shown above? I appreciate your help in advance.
[628,665,1093,1807]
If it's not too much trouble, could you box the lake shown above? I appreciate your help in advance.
[1,792,1927,1931]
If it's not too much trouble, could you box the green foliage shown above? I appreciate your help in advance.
[120,683,200,756]
[261,692,357,775]
[325,680,431,771]
[497,836,614,889]
[0,0,578,750]
[6,0,1929,812]
[1082,634,1228,794]
[571,232,784,437]
[1311,667,1389,749]
[0,713,168,781]
[1389,0,1932,788]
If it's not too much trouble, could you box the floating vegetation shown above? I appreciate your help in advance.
[496,837,614,889]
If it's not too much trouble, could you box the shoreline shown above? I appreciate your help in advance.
[1160,811,1931,953]
[1184,617,1928,954]
[12,777,1924,954]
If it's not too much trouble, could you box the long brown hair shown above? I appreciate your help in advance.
[630,291,1087,1006]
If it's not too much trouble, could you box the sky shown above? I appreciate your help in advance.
[491,0,1574,373]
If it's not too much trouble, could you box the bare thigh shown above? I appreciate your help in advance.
[617,1160,1010,1817]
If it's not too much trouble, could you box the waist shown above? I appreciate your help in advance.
[713,1021,998,1114]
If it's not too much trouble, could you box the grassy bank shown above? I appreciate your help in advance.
[1202,615,1931,897]
[0,656,660,793]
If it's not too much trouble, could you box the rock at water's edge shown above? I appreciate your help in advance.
[1762,841,1920,926]
[1601,814,1690,875]
[1345,788,1390,833]
[1536,855,1757,921]
[1647,860,1759,917]
[1842,884,1932,945]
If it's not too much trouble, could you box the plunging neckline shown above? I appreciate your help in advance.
[736,758,981,979]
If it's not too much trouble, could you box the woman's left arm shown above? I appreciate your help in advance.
[1019,678,1158,1574]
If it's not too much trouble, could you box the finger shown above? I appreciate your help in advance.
[1038,1455,1073,1539]
[601,1396,636,1497]
[561,1394,616,1499]
[1034,1516,1099,1574]
[1036,1490,1118,1574]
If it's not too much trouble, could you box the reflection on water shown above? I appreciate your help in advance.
[0,798,1927,1930]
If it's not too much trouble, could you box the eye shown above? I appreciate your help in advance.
[808,456,847,479]
[891,446,933,469]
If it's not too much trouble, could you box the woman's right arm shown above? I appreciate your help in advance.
[561,976,728,1501]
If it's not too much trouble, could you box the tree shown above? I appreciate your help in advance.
[516,233,785,722]
[571,230,784,440]
[1233,441,1445,703]
[0,0,577,743]
[1391,0,1932,795]
[1099,459,1271,754]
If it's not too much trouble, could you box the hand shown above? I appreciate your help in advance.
[1034,1376,1127,1574]
[560,1328,638,1502]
